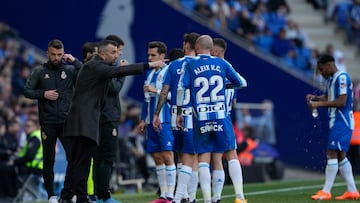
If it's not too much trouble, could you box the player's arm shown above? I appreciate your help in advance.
[310,94,347,109]
[225,64,247,89]
[154,85,170,116]
[226,72,247,89]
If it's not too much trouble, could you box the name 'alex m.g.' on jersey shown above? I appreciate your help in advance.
[177,54,246,121]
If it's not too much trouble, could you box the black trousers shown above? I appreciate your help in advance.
[0,163,17,197]
[61,136,97,203]
[94,121,118,200]
[41,123,73,199]
[0,164,40,198]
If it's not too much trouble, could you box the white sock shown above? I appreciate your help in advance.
[199,162,211,202]
[323,159,338,193]
[156,164,168,198]
[166,164,177,199]
[228,159,245,199]
[188,171,199,202]
[212,170,225,202]
[177,162,183,177]
[174,165,192,201]
[339,158,357,192]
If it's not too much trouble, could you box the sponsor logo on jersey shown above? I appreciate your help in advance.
[200,123,223,133]
[197,103,225,113]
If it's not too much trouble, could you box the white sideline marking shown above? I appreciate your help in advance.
[197,180,360,201]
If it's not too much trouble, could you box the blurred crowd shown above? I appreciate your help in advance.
[172,0,360,82]
[1,0,360,194]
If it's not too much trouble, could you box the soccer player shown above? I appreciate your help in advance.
[210,38,247,203]
[306,54,359,200]
[153,32,200,203]
[176,35,246,203]
[137,41,176,203]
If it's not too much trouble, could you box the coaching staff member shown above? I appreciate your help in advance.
[23,39,81,203]
[58,40,166,203]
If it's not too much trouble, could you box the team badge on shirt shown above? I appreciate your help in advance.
[44,74,50,79]
[61,71,67,79]
[112,128,117,136]
[42,131,47,140]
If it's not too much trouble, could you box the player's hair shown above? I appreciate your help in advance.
[148,41,167,55]
[317,54,335,65]
[82,41,97,61]
[213,38,227,52]
[168,48,184,62]
[183,32,200,50]
[105,34,124,47]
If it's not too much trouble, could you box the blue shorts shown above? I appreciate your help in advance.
[173,128,196,154]
[328,124,352,152]
[146,123,174,153]
[193,118,234,154]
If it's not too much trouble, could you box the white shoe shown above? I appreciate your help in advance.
[48,196,58,203]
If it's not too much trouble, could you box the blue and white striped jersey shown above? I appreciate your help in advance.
[177,54,246,121]
[164,56,194,129]
[326,71,354,130]
[225,88,236,116]
[141,65,170,124]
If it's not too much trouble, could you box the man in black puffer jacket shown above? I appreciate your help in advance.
[24,39,82,203]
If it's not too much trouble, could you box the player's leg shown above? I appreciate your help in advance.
[211,152,225,203]
[336,130,359,200]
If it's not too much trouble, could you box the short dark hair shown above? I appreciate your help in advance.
[183,32,200,50]
[148,41,167,55]
[105,34,124,47]
[213,38,227,51]
[48,39,64,49]
[317,54,335,65]
[82,42,97,60]
[168,48,184,62]
[98,40,118,53]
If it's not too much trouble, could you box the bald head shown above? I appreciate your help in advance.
[196,35,213,54]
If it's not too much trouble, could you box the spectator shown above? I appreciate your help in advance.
[253,27,273,54]
[0,117,17,164]
[271,27,295,57]
[0,118,43,198]
[267,0,290,13]
[127,117,149,186]
[238,10,258,41]
[211,0,231,29]
[344,0,360,51]
[334,50,347,72]
[227,5,241,34]
[193,0,214,19]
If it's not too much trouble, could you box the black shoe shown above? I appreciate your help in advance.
[180,198,190,203]
[58,198,73,203]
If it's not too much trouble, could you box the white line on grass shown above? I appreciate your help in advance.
[197,180,360,201]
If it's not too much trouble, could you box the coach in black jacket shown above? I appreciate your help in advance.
[23,39,81,202]
[58,40,165,203]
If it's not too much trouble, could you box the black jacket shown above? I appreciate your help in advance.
[24,60,82,125]
[64,55,149,145]
[100,77,125,124]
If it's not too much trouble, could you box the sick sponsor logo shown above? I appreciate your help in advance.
[200,123,223,133]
